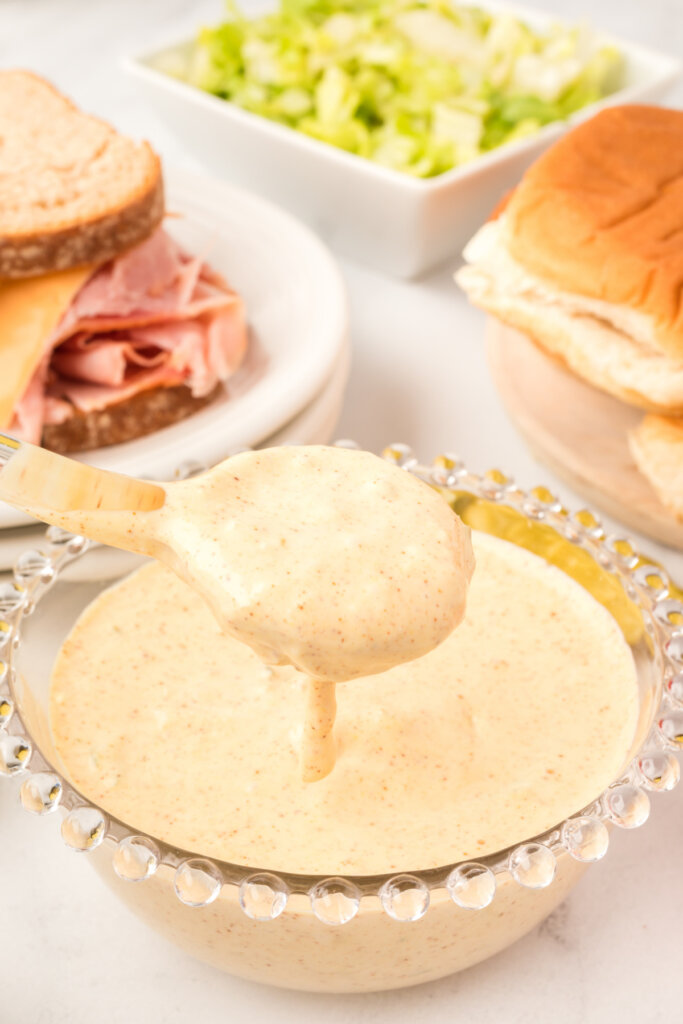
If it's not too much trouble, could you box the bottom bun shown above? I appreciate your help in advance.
[629,415,683,521]
[456,267,683,413]
[42,383,220,454]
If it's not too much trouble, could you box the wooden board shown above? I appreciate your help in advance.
[486,319,683,551]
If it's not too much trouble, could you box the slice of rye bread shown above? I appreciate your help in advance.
[42,385,221,454]
[0,70,164,278]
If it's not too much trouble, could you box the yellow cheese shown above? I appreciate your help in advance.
[0,266,93,428]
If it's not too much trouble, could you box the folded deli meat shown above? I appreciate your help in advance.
[8,228,248,443]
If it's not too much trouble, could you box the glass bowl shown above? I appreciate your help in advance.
[1,445,682,994]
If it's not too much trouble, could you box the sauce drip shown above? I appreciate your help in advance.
[301,680,337,782]
[10,446,473,781]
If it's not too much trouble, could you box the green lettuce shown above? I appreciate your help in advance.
[167,0,623,178]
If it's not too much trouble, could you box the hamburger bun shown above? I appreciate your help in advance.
[504,105,683,360]
[457,256,683,413]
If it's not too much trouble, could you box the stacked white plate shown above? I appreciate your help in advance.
[0,167,350,569]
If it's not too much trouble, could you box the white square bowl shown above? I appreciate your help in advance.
[125,1,681,278]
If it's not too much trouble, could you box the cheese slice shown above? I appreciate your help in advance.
[0,266,93,428]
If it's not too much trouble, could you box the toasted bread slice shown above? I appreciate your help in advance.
[629,415,683,520]
[42,384,220,454]
[0,70,164,278]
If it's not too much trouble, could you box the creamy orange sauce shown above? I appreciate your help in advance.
[143,446,475,682]
[2,444,475,778]
[146,446,473,780]
[5,445,474,683]
[50,532,638,875]
[5,445,474,781]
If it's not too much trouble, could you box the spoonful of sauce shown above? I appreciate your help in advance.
[0,435,475,780]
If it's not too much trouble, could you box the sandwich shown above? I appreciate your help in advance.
[0,70,247,453]
[456,104,683,519]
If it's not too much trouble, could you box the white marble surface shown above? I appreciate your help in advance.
[1,1,683,1020]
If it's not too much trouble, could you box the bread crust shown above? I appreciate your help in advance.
[629,414,683,519]
[0,70,164,278]
[0,175,164,278]
[505,105,683,359]
[42,384,220,454]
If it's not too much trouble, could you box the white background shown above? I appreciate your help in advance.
[1,1,683,1021]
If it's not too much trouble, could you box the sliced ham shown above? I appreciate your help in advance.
[50,337,167,388]
[49,364,188,415]
[11,356,51,444]
[10,226,248,443]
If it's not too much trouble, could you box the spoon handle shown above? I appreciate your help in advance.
[0,432,166,554]
[0,433,21,465]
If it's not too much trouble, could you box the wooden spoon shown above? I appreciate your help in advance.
[0,432,165,552]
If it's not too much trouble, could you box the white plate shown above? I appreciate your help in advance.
[0,166,349,529]
[266,337,350,449]
[126,5,680,277]
[0,337,351,574]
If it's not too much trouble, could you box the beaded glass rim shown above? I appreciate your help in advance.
[1,442,682,925]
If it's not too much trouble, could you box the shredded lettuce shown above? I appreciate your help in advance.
[165,0,623,178]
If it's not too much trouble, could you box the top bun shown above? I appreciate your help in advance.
[505,105,683,359]
[0,70,164,279]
